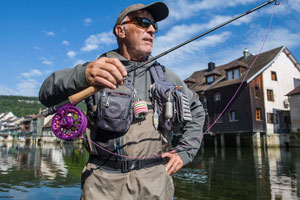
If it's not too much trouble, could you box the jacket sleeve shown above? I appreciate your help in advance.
[165,68,205,165]
[39,63,90,107]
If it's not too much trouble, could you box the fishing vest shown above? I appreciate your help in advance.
[84,62,192,162]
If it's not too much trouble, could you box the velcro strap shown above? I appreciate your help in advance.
[89,155,167,173]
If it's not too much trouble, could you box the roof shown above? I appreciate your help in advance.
[185,46,297,92]
[286,85,300,96]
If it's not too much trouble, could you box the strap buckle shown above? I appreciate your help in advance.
[121,160,142,173]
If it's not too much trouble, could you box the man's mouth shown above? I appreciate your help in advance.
[143,38,153,44]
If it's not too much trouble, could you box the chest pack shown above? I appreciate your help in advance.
[88,62,192,135]
[96,80,135,134]
[150,62,192,132]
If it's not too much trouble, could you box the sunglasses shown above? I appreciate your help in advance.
[121,17,158,33]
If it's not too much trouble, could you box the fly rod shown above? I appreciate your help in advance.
[127,0,280,73]
[41,0,279,117]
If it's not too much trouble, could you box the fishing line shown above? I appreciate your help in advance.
[77,1,279,160]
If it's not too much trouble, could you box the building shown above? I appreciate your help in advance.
[0,112,22,141]
[40,114,58,143]
[185,46,300,147]
[286,85,300,132]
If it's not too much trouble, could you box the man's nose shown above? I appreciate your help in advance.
[147,24,156,35]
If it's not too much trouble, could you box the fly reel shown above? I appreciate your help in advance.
[51,104,87,140]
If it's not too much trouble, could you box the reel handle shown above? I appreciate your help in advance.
[69,85,104,105]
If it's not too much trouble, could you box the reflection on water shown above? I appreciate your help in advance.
[0,142,299,200]
[0,141,88,199]
[173,147,300,200]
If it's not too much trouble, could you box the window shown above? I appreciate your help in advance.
[200,97,207,108]
[214,92,221,102]
[229,111,238,121]
[255,86,260,98]
[267,89,274,101]
[214,113,222,123]
[234,69,240,79]
[227,69,240,80]
[284,116,290,124]
[267,113,274,124]
[256,108,262,120]
[207,76,214,84]
[271,71,277,81]
[268,113,279,124]
[283,99,289,108]
[227,71,233,80]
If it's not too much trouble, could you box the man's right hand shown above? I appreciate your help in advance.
[86,57,127,89]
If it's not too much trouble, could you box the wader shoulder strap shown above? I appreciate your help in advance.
[86,128,98,155]
[149,62,166,82]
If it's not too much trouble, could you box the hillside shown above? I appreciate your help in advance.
[0,95,86,117]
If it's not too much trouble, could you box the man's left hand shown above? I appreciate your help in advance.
[162,151,184,175]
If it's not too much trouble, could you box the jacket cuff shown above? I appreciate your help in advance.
[177,150,191,165]
[76,63,90,89]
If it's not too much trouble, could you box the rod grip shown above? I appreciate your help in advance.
[68,85,104,105]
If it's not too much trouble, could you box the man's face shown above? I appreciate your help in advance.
[122,10,156,61]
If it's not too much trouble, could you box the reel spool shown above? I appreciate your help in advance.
[133,100,148,119]
[51,104,87,140]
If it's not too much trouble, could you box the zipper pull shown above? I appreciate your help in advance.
[105,95,110,107]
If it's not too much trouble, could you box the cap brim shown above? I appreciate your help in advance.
[143,2,169,22]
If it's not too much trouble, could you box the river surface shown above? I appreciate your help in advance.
[0,141,299,200]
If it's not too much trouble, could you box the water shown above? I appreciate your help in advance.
[0,142,299,200]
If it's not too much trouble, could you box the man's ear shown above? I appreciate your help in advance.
[115,25,126,38]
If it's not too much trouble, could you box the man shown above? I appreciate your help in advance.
[39,2,205,199]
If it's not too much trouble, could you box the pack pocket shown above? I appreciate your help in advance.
[96,81,134,134]
[150,80,192,132]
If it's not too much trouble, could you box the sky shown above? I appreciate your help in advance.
[0,0,300,97]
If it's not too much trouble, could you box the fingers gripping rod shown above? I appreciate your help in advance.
[41,0,279,117]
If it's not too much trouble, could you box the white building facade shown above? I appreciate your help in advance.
[261,47,300,134]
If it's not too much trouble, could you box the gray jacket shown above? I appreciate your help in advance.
[39,50,205,165]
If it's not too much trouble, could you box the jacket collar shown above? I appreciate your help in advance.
[101,49,156,74]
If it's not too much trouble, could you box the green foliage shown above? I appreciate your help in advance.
[0,95,87,117]
[0,95,44,117]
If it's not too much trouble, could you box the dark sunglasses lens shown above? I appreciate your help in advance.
[138,18,158,32]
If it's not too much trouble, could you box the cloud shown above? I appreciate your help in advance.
[62,40,70,46]
[163,0,257,25]
[0,85,18,96]
[40,57,53,65]
[74,59,86,66]
[16,79,40,97]
[288,0,300,12]
[43,60,52,65]
[81,32,116,52]
[247,28,300,55]
[154,12,255,56]
[84,18,92,26]
[195,27,300,72]
[67,50,76,58]
[45,31,55,36]
[21,69,43,78]
[0,78,41,97]
[153,16,233,64]
[33,46,42,50]
[158,31,230,65]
